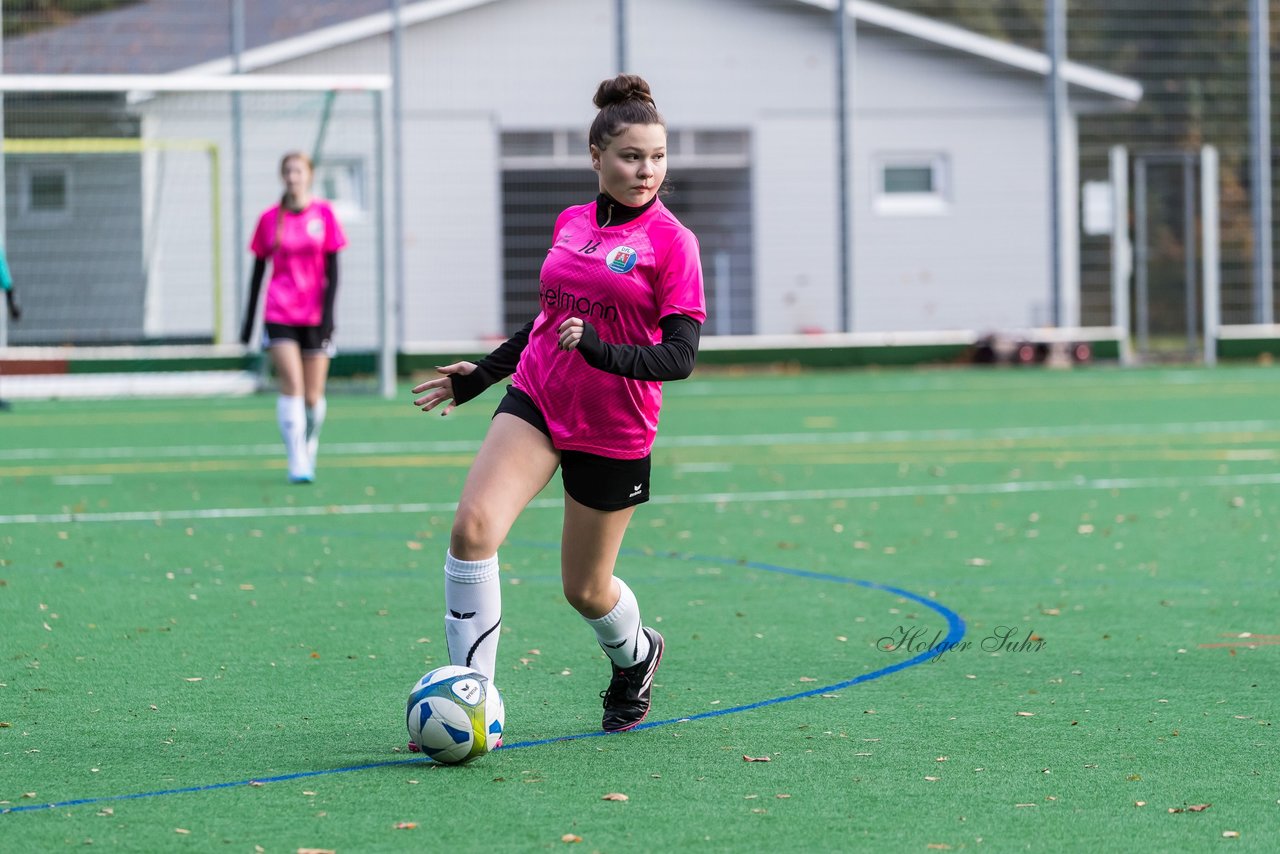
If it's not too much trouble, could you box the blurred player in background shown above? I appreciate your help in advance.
[0,245,21,411]
[412,74,706,733]
[240,151,347,483]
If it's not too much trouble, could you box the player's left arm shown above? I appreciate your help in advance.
[321,252,339,340]
[560,313,701,381]
[561,224,705,381]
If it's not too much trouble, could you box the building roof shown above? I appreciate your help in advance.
[5,0,1139,103]
[2,0,394,74]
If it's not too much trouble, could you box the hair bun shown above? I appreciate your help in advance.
[593,74,655,110]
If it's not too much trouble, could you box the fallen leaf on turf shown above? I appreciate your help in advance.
[96,808,113,817]
[0,722,10,728]
[249,781,264,787]
[21,793,35,799]
[1015,803,1037,808]
[1188,804,1211,812]
[925,776,941,782]
[1135,801,1147,807]
[1223,831,1240,838]
[966,558,990,567]
[394,822,417,829]
[927,845,952,851]
[1016,711,1035,717]
[601,793,629,801]
[743,755,771,762]
[297,849,336,854]
[175,828,190,835]
[183,677,202,682]
[406,541,423,551]
[798,677,816,682]
[561,834,582,843]
[775,793,791,799]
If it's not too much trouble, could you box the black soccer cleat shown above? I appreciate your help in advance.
[600,627,664,732]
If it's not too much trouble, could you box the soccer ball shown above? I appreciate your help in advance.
[406,666,504,764]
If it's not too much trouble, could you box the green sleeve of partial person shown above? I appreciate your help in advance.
[0,250,13,292]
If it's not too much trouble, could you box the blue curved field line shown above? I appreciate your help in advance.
[2,550,964,815]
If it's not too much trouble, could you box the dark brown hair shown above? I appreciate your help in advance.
[588,74,665,150]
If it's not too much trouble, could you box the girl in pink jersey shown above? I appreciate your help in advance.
[412,74,706,734]
[241,151,348,484]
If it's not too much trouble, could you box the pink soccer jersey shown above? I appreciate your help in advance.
[512,197,706,459]
[250,200,347,327]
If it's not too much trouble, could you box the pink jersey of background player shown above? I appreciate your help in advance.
[250,200,347,327]
[511,196,706,459]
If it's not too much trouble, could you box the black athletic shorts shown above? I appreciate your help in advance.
[263,323,336,357]
[494,385,651,512]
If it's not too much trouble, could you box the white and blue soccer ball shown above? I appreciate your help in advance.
[406,665,504,764]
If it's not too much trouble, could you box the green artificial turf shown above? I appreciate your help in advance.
[1,364,1278,852]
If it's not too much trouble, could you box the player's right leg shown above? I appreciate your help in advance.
[268,339,311,483]
[443,413,559,686]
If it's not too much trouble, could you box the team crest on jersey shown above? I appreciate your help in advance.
[606,246,638,274]
[306,218,325,239]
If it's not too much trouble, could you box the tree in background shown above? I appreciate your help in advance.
[2,0,142,38]
[887,0,1274,329]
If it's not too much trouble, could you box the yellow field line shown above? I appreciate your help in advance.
[2,448,1275,480]
[0,454,477,478]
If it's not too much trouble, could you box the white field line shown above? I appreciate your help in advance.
[2,420,1278,462]
[4,471,1280,526]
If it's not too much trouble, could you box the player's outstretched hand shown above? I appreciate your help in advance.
[413,361,477,416]
[5,292,19,322]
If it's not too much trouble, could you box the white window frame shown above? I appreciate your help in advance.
[873,153,950,217]
[316,157,367,223]
[21,163,73,223]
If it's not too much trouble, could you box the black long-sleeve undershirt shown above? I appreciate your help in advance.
[240,257,268,344]
[321,253,339,339]
[448,313,701,407]
[448,320,533,406]
[576,314,701,381]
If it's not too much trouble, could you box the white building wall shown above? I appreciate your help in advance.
[850,27,1058,332]
[754,112,841,334]
[137,0,1113,343]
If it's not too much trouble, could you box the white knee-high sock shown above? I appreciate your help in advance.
[585,577,650,669]
[305,397,327,470]
[443,551,502,684]
[276,395,310,480]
